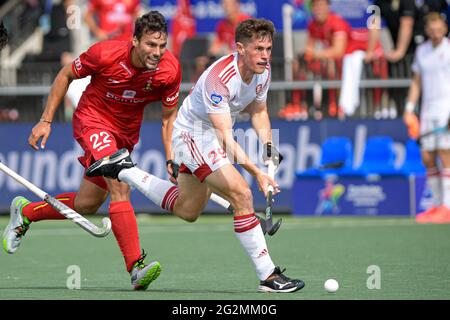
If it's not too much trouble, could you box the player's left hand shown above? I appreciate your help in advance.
[262,142,284,167]
[255,171,280,198]
[166,160,179,184]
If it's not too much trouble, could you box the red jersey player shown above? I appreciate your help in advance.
[85,0,141,41]
[209,0,251,57]
[2,11,180,291]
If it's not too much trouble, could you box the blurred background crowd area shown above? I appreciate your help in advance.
[0,0,449,123]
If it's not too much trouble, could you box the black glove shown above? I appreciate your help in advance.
[166,160,180,179]
[262,142,284,166]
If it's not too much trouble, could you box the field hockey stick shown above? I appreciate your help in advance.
[317,160,345,170]
[416,126,449,145]
[209,193,270,235]
[265,160,282,236]
[0,160,111,238]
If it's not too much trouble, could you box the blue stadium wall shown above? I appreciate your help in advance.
[0,120,417,213]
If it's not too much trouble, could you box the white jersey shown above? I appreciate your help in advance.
[174,53,271,133]
[411,38,450,119]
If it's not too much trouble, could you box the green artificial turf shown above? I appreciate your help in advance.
[1,215,449,300]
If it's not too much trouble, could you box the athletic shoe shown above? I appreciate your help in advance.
[86,148,134,179]
[3,196,31,254]
[258,266,305,293]
[427,206,450,224]
[416,206,440,223]
[130,251,162,291]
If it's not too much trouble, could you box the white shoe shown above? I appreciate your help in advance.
[3,196,31,254]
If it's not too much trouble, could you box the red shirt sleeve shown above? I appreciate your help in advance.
[72,42,103,79]
[329,14,350,37]
[161,61,182,108]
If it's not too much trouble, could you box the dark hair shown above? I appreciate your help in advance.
[424,12,447,26]
[134,11,168,40]
[0,21,8,51]
[235,18,275,44]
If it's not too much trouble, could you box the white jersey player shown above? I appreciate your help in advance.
[172,52,270,178]
[404,12,450,223]
[86,18,305,293]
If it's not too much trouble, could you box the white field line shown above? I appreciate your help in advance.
[16,219,419,237]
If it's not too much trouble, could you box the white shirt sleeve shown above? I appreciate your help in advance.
[203,71,232,114]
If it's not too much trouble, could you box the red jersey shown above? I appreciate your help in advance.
[307,13,372,55]
[87,0,140,41]
[216,13,251,51]
[72,40,181,146]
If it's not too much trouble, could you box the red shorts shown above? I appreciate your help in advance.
[73,116,138,190]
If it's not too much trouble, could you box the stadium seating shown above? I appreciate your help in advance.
[356,136,402,176]
[297,136,353,177]
[400,139,426,175]
[296,135,423,178]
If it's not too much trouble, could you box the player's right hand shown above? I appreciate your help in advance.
[403,111,419,139]
[255,171,280,198]
[28,121,51,150]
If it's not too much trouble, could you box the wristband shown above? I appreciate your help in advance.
[405,102,415,113]
[166,160,174,166]
[40,118,52,124]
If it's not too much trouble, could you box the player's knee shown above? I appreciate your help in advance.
[178,210,201,223]
[229,187,253,208]
[183,214,200,223]
[75,203,101,215]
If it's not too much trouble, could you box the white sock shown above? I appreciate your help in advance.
[441,168,450,208]
[427,168,442,207]
[118,167,179,211]
[234,214,275,281]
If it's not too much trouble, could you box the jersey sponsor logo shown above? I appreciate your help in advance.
[119,61,132,75]
[210,93,223,105]
[122,90,136,98]
[74,58,82,71]
[106,91,144,103]
[256,84,263,94]
[165,91,179,104]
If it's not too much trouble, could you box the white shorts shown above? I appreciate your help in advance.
[420,117,450,151]
[172,128,231,182]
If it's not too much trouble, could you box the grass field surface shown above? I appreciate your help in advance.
[1,215,449,300]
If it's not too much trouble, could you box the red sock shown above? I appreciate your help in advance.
[22,192,76,222]
[109,201,141,272]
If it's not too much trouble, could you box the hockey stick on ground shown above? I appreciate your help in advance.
[0,160,111,238]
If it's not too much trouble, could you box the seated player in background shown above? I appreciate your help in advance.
[192,0,251,81]
[279,0,386,120]
[3,12,181,290]
[403,13,450,224]
[84,0,141,41]
[86,18,305,293]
